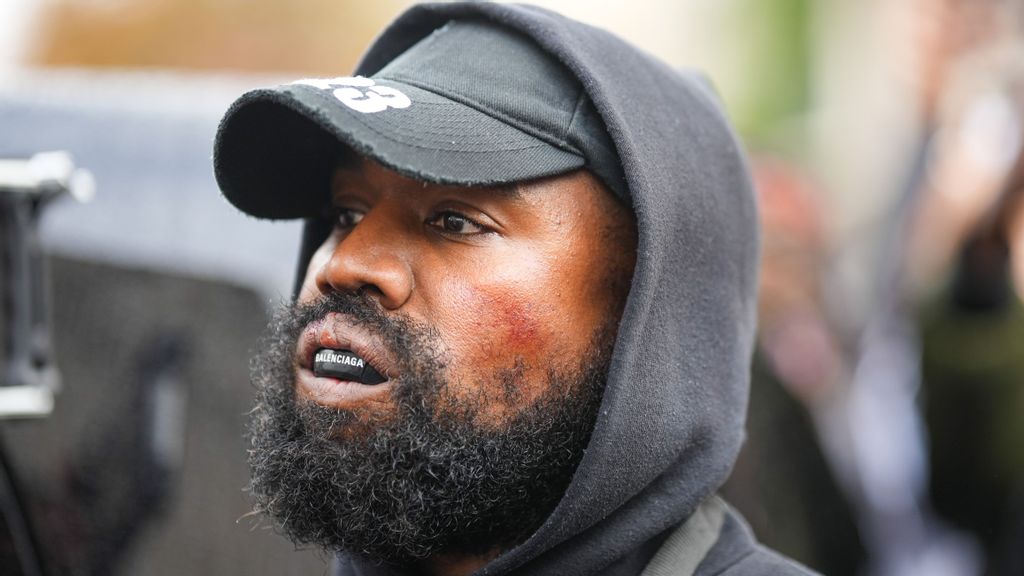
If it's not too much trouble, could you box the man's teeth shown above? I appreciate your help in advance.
[313,348,386,384]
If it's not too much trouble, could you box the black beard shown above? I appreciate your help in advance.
[247,291,612,567]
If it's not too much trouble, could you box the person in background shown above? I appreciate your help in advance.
[853,1,1024,574]
[910,35,1024,575]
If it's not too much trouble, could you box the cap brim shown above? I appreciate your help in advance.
[213,80,585,219]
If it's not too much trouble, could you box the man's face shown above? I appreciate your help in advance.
[248,157,636,565]
[297,158,637,425]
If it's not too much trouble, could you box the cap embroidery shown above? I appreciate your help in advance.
[292,76,411,114]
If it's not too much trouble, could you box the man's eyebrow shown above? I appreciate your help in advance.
[330,170,358,197]
[335,152,360,171]
[491,183,523,200]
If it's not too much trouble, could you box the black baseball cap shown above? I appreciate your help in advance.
[213,19,627,219]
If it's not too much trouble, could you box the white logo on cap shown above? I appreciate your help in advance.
[291,76,411,114]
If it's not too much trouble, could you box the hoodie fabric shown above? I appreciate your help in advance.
[279,3,814,575]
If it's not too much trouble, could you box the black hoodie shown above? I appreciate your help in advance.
[264,3,814,575]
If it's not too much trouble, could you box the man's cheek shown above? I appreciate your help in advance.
[297,236,339,303]
[442,281,557,361]
[429,282,559,421]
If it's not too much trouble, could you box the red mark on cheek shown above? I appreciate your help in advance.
[493,293,540,348]
[451,284,544,352]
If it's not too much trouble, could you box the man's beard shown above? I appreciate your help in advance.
[247,291,613,567]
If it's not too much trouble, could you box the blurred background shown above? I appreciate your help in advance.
[1,0,1023,575]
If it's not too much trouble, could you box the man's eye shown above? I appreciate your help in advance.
[428,212,486,235]
[335,208,364,229]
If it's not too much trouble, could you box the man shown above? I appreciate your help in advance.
[213,3,813,575]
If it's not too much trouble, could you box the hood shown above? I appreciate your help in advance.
[288,3,759,575]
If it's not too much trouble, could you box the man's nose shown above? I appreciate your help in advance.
[313,210,414,310]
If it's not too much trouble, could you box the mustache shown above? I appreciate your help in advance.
[280,291,440,368]
[266,291,447,414]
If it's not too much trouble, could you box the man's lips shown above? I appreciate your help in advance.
[297,313,396,375]
[295,313,398,409]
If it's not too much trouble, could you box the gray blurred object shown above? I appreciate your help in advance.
[0,151,93,418]
[0,68,303,298]
[0,151,91,576]
[0,69,324,575]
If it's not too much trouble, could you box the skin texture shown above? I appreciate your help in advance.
[289,158,638,575]
[297,158,637,428]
